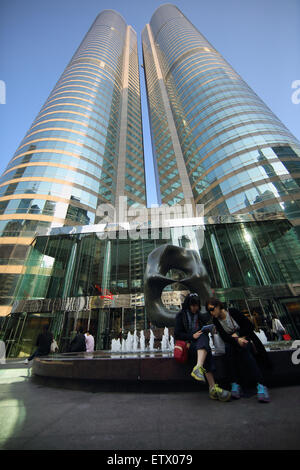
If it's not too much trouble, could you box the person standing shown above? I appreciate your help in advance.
[25,324,53,363]
[85,331,95,353]
[174,293,231,402]
[206,298,272,403]
[271,315,286,341]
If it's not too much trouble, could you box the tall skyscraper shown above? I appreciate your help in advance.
[142,4,300,220]
[0,10,146,315]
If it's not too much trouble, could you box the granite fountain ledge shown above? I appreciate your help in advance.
[31,344,300,392]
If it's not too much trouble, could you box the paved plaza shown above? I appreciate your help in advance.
[0,363,299,450]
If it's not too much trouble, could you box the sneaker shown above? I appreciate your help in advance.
[191,365,206,382]
[209,384,231,402]
[24,359,29,364]
[257,383,270,403]
[231,382,241,399]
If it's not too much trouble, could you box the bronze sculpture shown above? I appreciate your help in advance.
[144,244,212,326]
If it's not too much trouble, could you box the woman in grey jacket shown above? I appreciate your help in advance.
[206,297,272,403]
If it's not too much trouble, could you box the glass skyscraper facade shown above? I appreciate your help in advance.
[0,10,146,315]
[142,4,300,221]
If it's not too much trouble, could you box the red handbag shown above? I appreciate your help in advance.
[174,340,189,363]
[283,334,292,341]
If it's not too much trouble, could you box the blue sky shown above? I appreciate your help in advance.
[0,0,299,206]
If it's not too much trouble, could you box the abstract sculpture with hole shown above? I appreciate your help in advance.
[144,244,212,327]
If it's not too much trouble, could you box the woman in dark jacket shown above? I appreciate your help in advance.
[206,297,272,403]
[174,293,231,402]
[69,327,86,353]
[25,324,53,363]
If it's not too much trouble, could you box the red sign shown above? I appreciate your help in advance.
[95,284,114,300]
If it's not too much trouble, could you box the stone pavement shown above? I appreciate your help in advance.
[0,364,299,450]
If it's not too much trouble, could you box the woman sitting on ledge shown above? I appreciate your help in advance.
[206,297,272,403]
[174,292,231,402]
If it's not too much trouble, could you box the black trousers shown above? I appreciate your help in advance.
[28,349,48,361]
[225,342,265,386]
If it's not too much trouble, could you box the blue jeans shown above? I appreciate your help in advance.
[188,333,215,373]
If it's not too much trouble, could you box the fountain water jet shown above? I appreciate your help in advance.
[110,328,175,354]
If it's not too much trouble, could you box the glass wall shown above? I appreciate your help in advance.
[1,217,300,356]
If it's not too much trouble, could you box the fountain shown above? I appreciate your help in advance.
[110,328,175,354]
[149,329,155,351]
[161,327,171,351]
[120,331,131,352]
[133,330,139,351]
[140,330,145,351]
[127,331,134,352]
[111,338,121,352]
[169,334,174,351]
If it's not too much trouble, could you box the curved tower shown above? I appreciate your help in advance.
[142,4,300,219]
[0,10,146,315]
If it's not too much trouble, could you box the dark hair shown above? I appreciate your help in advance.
[43,324,50,332]
[205,297,225,311]
[182,293,201,311]
[78,327,84,334]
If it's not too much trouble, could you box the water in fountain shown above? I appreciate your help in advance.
[149,330,155,351]
[111,327,175,354]
[161,327,170,351]
[133,330,139,351]
[140,330,145,351]
[111,338,121,352]
[128,331,134,352]
[121,331,131,352]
